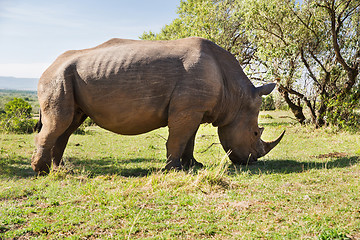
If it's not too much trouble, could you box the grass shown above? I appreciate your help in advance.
[1,110,360,239]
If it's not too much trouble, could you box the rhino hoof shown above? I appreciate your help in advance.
[181,158,204,170]
[164,161,183,171]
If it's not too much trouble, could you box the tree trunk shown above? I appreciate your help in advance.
[279,89,306,124]
[316,100,327,127]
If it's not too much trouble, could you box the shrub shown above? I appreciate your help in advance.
[261,95,276,111]
[0,98,37,134]
[83,117,96,127]
[73,117,96,135]
[4,98,32,117]
[324,92,360,132]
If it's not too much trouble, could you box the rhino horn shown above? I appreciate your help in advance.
[260,130,285,156]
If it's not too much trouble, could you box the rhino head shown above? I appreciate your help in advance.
[218,83,285,165]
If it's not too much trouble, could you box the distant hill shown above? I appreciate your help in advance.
[0,76,38,91]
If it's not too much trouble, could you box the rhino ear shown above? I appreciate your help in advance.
[256,83,276,96]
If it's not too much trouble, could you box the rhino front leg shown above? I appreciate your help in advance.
[164,112,203,171]
[180,130,204,170]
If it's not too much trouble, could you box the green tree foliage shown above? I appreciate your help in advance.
[243,0,360,128]
[141,0,255,65]
[0,98,37,134]
[142,0,360,130]
[324,90,360,131]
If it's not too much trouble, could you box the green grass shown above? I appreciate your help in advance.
[1,111,360,239]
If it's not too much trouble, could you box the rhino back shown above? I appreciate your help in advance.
[67,38,223,134]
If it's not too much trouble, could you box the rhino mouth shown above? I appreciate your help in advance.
[228,151,258,165]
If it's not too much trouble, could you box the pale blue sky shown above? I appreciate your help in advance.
[0,0,180,78]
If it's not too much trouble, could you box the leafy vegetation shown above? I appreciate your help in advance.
[243,0,360,128]
[0,97,37,134]
[1,111,359,239]
[0,90,38,113]
[141,0,360,130]
[261,95,276,111]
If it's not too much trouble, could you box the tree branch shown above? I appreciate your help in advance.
[329,7,352,72]
[337,0,355,31]
[255,21,287,45]
[288,2,320,43]
[300,48,321,87]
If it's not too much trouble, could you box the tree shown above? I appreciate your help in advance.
[310,0,360,129]
[243,0,359,128]
[242,0,311,123]
[141,0,255,65]
[141,0,360,129]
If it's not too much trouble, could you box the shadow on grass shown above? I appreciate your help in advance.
[1,155,359,178]
[230,156,359,175]
[67,157,163,177]
[0,156,163,178]
[0,157,35,178]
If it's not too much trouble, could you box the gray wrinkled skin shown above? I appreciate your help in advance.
[31,37,284,174]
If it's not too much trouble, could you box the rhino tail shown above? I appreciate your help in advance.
[34,110,43,133]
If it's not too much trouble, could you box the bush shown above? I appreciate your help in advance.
[0,98,37,134]
[83,117,96,127]
[73,117,96,135]
[4,98,32,117]
[261,95,276,111]
[324,92,360,132]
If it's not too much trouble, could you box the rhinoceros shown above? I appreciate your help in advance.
[31,37,284,174]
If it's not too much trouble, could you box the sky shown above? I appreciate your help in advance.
[0,0,180,78]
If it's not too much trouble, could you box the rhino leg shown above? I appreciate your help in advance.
[180,130,204,170]
[164,112,203,171]
[51,109,87,167]
[31,82,75,174]
[31,112,74,174]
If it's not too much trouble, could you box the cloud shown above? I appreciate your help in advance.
[0,63,50,78]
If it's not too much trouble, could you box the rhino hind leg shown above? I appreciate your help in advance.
[164,111,203,171]
[180,130,204,170]
[51,109,88,167]
[31,113,74,174]
[31,84,76,174]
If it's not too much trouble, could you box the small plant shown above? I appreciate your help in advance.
[0,98,37,134]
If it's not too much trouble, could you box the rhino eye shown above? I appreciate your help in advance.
[254,132,258,136]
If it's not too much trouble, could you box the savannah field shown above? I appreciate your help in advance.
[1,107,360,239]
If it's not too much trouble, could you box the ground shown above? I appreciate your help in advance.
[0,110,360,239]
